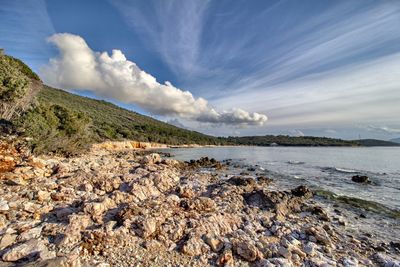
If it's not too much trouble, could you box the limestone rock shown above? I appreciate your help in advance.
[217,249,234,266]
[141,153,161,165]
[233,239,262,262]
[0,233,17,250]
[57,214,91,248]
[84,198,115,222]
[17,226,43,242]
[303,242,316,256]
[0,200,9,211]
[190,197,217,212]
[182,236,208,256]
[23,202,41,213]
[305,226,332,246]
[137,217,157,238]
[36,190,51,202]
[2,239,46,262]
[204,234,224,252]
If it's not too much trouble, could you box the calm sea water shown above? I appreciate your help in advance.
[162,146,400,211]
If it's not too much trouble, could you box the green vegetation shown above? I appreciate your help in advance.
[227,135,359,146]
[15,85,226,154]
[1,55,30,104]
[0,54,40,120]
[17,103,92,155]
[355,139,400,147]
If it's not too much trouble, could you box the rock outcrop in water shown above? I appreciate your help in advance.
[351,175,371,184]
[0,138,399,266]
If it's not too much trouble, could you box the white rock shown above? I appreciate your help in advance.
[2,239,45,262]
[17,226,43,242]
[375,253,400,267]
[0,200,10,211]
[141,153,161,165]
[0,233,17,250]
[303,242,316,256]
[342,257,359,267]
[278,246,292,259]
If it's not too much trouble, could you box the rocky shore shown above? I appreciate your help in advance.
[0,138,399,266]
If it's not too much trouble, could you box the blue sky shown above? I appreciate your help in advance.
[1,0,400,140]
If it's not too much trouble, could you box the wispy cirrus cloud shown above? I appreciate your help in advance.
[214,52,400,127]
[110,0,210,77]
[110,0,400,138]
[0,0,54,69]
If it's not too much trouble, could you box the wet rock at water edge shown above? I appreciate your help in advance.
[351,175,371,184]
[227,176,256,187]
[291,185,313,198]
[187,157,222,169]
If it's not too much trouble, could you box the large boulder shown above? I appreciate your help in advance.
[2,239,50,262]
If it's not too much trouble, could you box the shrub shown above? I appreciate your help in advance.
[0,54,40,120]
[16,103,92,155]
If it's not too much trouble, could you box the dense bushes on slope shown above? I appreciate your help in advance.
[34,86,225,147]
[0,54,40,120]
[16,103,92,155]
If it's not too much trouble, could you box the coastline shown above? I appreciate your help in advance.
[90,140,239,152]
[0,141,399,266]
[91,141,399,153]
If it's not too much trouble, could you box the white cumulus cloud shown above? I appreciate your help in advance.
[40,33,267,126]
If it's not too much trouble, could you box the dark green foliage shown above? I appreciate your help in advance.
[5,55,40,81]
[0,55,30,102]
[0,54,40,120]
[355,139,400,147]
[226,135,359,147]
[16,103,91,155]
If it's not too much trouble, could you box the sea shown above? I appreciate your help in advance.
[159,146,400,241]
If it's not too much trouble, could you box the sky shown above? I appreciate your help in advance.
[1,0,400,140]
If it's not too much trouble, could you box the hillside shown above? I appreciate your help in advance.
[0,52,226,154]
[226,135,359,147]
[390,138,400,144]
[16,86,228,154]
[356,139,400,147]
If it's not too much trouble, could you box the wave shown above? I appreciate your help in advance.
[287,160,305,165]
[315,190,400,219]
[335,167,359,173]
[322,167,359,174]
